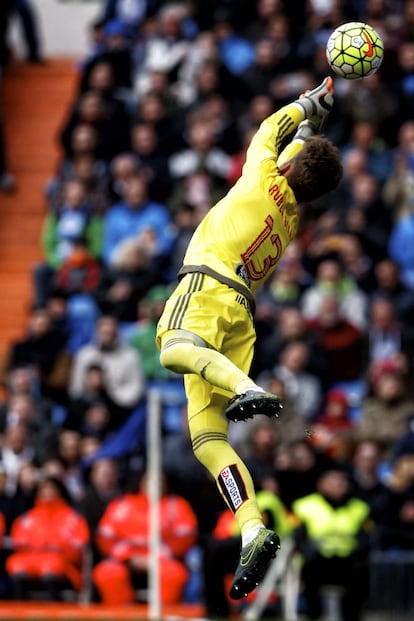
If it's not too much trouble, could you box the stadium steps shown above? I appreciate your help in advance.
[0,58,78,363]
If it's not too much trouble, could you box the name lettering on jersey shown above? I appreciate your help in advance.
[241,215,282,281]
[218,465,248,511]
[269,182,284,207]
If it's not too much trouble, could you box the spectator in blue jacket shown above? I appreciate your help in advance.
[102,175,173,265]
[389,207,414,290]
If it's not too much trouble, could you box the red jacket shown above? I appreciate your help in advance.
[10,498,89,564]
[96,492,198,562]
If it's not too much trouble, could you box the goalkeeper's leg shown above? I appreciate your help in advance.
[159,329,260,396]
[186,379,280,599]
[159,330,283,421]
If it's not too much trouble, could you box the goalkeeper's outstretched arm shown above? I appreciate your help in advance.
[243,77,335,174]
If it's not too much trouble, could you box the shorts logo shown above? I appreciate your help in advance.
[235,294,249,311]
[218,465,248,511]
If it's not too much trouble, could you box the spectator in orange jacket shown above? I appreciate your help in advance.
[6,477,89,600]
[93,471,198,605]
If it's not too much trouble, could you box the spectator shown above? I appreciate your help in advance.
[344,172,392,263]
[241,37,289,100]
[339,72,396,136]
[80,17,133,92]
[388,198,414,291]
[211,8,255,78]
[193,93,240,156]
[130,122,171,202]
[107,151,141,203]
[3,306,70,403]
[341,119,392,184]
[356,360,414,460]
[0,423,34,497]
[56,430,85,503]
[60,89,131,163]
[276,439,332,510]
[93,470,198,604]
[167,202,210,281]
[133,3,194,99]
[336,234,376,294]
[102,175,173,266]
[0,1,14,69]
[365,295,414,368]
[168,169,226,218]
[11,0,43,64]
[391,41,414,124]
[306,294,365,385]
[254,304,329,383]
[292,467,372,621]
[95,237,161,323]
[69,314,145,411]
[257,376,308,448]
[0,58,15,191]
[237,93,274,137]
[54,239,102,301]
[48,153,109,217]
[371,258,414,326]
[0,365,47,416]
[382,119,414,221]
[236,418,281,490]
[311,389,354,460]
[185,47,221,109]
[0,393,58,464]
[78,457,121,536]
[78,61,131,128]
[351,440,389,524]
[6,477,89,601]
[321,146,368,214]
[34,178,103,306]
[53,124,105,187]
[125,285,174,381]
[10,462,40,520]
[168,114,231,185]
[257,340,323,421]
[301,258,368,331]
[134,91,181,155]
[243,0,286,43]
[392,414,414,463]
[0,463,19,533]
[65,362,130,434]
[99,0,159,33]
[377,454,414,550]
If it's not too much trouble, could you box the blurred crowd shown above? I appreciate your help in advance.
[1,0,414,616]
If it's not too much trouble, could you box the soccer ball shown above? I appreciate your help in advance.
[326,22,384,80]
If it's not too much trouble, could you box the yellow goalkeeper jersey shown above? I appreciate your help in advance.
[179,101,305,296]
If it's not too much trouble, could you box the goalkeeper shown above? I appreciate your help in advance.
[156,77,342,600]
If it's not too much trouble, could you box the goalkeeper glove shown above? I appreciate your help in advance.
[296,76,334,120]
[293,119,319,141]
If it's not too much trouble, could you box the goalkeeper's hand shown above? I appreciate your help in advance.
[293,119,319,141]
[296,76,334,121]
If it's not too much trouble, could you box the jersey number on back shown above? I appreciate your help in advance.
[241,215,282,281]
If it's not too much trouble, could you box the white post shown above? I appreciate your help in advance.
[147,388,162,619]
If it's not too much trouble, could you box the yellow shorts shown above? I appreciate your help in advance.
[156,272,256,421]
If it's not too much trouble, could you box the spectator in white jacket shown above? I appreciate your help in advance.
[69,314,144,410]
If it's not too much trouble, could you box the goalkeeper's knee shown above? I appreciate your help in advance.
[159,330,206,375]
